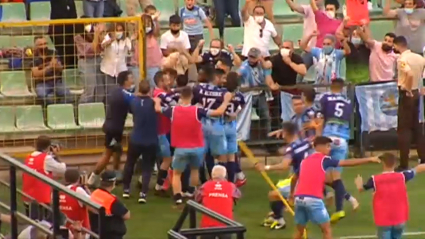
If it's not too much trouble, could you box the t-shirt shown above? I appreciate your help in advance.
[103,87,134,134]
[179,6,207,36]
[194,84,227,110]
[160,30,191,50]
[314,10,342,48]
[319,92,352,140]
[238,60,272,92]
[200,49,233,67]
[130,96,159,146]
[242,16,277,57]
[363,170,416,191]
[301,5,318,49]
[284,139,313,174]
[311,47,345,83]
[31,49,62,82]
[270,53,304,86]
[368,41,398,82]
[395,9,425,54]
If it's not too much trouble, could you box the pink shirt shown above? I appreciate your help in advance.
[302,5,317,49]
[315,10,342,48]
[132,36,162,68]
[369,41,398,82]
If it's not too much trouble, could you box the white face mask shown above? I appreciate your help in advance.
[84,24,92,33]
[326,10,335,18]
[210,48,220,56]
[254,16,264,24]
[280,48,290,57]
[115,31,123,39]
[145,27,152,33]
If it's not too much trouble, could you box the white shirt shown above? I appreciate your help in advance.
[29,151,67,175]
[242,16,277,57]
[160,30,191,50]
[66,184,90,207]
[100,34,132,77]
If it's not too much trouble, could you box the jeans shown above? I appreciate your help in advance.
[280,91,295,121]
[213,0,241,38]
[78,57,101,103]
[252,93,271,136]
[377,224,405,239]
[35,80,71,105]
[83,0,105,18]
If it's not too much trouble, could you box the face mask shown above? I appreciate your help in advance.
[351,37,362,45]
[115,31,123,39]
[84,24,92,33]
[326,10,335,18]
[210,48,220,56]
[145,27,152,34]
[404,8,414,14]
[280,48,291,57]
[322,45,334,54]
[254,16,264,24]
[381,43,392,52]
[170,29,180,35]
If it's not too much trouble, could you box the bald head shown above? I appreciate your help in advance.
[211,165,227,179]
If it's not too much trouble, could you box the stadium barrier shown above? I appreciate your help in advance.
[0,152,105,238]
[168,200,246,239]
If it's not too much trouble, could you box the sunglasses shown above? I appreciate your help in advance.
[259,29,263,38]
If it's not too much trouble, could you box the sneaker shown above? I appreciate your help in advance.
[138,193,147,204]
[235,178,247,187]
[183,192,194,198]
[114,170,123,182]
[270,218,286,230]
[87,173,100,188]
[122,189,130,199]
[262,216,274,227]
[330,211,346,224]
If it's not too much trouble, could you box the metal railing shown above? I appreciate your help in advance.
[0,152,106,239]
[168,200,246,239]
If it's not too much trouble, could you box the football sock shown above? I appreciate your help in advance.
[199,163,207,184]
[205,152,215,177]
[344,193,352,201]
[270,201,284,219]
[156,169,168,186]
[226,161,236,183]
[235,154,242,173]
[332,179,347,212]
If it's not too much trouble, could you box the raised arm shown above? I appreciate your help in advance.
[300,31,318,52]
[192,40,205,63]
[310,0,319,12]
[383,0,398,18]
[357,26,375,48]
[241,0,253,22]
[286,0,304,14]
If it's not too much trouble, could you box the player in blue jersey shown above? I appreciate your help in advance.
[163,75,189,106]
[222,72,246,183]
[255,122,314,230]
[319,78,358,223]
[301,86,323,138]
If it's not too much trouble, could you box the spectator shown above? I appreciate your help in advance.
[161,47,194,75]
[131,13,161,90]
[271,40,307,121]
[384,0,425,54]
[17,220,84,239]
[300,32,351,83]
[59,169,90,235]
[160,15,191,57]
[213,0,241,39]
[103,0,123,17]
[238,47,279,141]
[31,36,71,105]
[163,68,178,87]
[345,29,371,65]
[90,171,130,239]
[179,0,214,53]
[245,0,276,26]
[311,0,344,48]
[192,39,242,69]
[125,0,152,16]
[99,23,132,100]
[74,20,103,103]
[22,136,66,217]
[83,0,104,17]
[195,165,241,239]
[357,28,398,82]
[393,36,425,171]
[241,1,281,59]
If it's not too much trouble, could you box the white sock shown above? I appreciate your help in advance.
[87,173,99,185]
[154,164,158,171]
[237,172,246,180]
[278,218,286,225]
[155,184,163,190]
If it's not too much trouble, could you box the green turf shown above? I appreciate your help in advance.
[107,163,425,239]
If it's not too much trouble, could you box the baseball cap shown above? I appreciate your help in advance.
[101,170,117,182]
[248,47,261,58]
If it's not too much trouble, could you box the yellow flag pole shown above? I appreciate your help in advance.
[238,141,308,239]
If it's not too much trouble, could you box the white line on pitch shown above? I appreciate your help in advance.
[339,231,425,239]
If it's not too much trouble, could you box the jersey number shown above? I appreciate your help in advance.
[227,103,235,113]
[334,103,344,117]
[202,98,216,109]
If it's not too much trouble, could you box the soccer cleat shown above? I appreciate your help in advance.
[122,189,130,199]
[183,192,194,198]
[138,193,147,204]
[270,218,286,230]
[235,178,247,187]
[262,216,274,227]
[330,211,346,224]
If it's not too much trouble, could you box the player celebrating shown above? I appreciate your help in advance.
[293,136,380,239]
[319,78,358,222]
[256,122,313,230]
[301,86,322,137]
[160,86,233,206]
[355,153,425,239]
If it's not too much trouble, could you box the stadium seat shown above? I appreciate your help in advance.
[0,3,26,22]
[0,106,18,133]
[153,0,176,23]
[62,69,83,94]
[125,113,133,127]
[47,104,81,130]
[273,2,297,19]
[30,1,50,20]
[75,1,84,17]
[16,105,49,131]
[223,27,244,52]
[0,35,11,48]
[369,20,394,40]
[202,28,219,51]
[78,103,105,129]
[0,71,34,97]
[13,36,34,48]
[282,24,303,47]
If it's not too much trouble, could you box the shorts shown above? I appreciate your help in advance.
[278,185,290,199]
[158,134,172,158]
[327,137,348,173]
[224,121,238,155]
[377,224,405,239]
[294,196,330,226]
[104,131,123,149]
[172,147,205,172]
[203,118,226,156]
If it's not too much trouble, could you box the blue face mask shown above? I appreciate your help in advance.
[351,37,362,45]
[322,45,334,54]
[404,8,414,14]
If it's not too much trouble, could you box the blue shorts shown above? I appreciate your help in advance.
[203,118,226,156]
[172,147,204,172]
[377,224,405,239]
[158,134,171,158]
[327,137,348,173]
[294,197,330,226]
[224,121,238,155]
